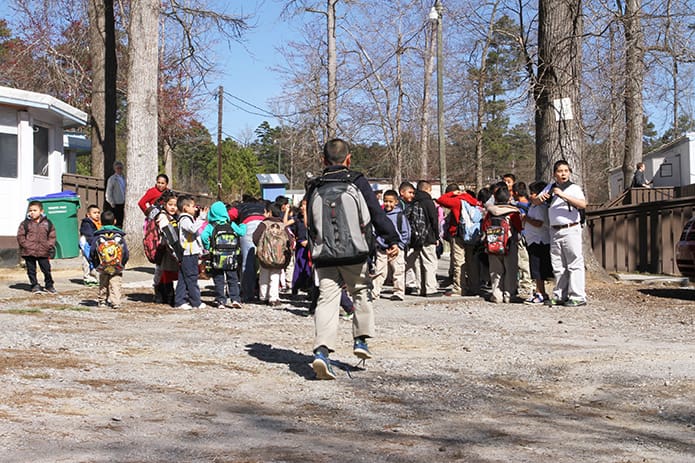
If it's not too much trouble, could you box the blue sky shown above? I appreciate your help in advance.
[200,1,301,142]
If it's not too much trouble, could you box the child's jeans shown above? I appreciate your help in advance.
[174,254,202,307]
[211,268,241,305]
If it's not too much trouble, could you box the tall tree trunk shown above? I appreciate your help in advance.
[419,20,436,179]
[87,0,116,183]
[621,0,644,186]
[326,0,338,139]
[535,0,584,185]
[125,0,159,258]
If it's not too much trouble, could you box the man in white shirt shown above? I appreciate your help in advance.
[537,160,587,307]
[105,161,126,226]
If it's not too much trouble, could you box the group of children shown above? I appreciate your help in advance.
[389,160,587,307]
[17,159,586,310]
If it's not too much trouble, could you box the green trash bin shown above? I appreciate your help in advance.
[28,192,81,259]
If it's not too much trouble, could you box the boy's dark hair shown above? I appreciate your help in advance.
[513,181,528,198]
[636,161,645,169]
[445,183,459,193]
[383,189,399,200]
[477,187,492,204]
[494,187,511,205]
[266,202,282,218]
[553,159,571,172]
[28,200,43,210]
[502,173,516,183]
[492,181,508,194]
[159,189,177,205]
[528,181,548,195]
[87,204,99,212]
[157,174,169,184]
[398,181,414,193]
[177,195,195,212]
[465,189,477,197]
[274,195,289,208]
[323,138,350,165]
[416,180,431,191]
[101,210,116,225]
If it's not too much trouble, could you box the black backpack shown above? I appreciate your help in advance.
[209,222,240,270]
[406,200,429,248]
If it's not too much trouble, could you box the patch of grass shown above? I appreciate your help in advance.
[4,308,42,314]
[21,373,51,380]
[51,305,91,312]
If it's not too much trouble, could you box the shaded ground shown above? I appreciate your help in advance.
[0,262,694,462]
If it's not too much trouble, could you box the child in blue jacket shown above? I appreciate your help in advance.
[372,190,410,301]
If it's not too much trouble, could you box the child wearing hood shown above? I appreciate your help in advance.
[200,201,246,309]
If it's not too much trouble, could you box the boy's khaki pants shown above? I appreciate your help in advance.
[314,261,373,353]
[99,273,122,306]
[405,244,438,295]
[371,247,405,299]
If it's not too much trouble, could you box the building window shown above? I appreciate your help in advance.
[34,125,49,176]
[0,132,18,178]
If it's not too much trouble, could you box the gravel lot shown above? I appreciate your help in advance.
[0,259,694,462]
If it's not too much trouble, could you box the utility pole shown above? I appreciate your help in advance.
[217,86,223,200]
[434,0,446,189]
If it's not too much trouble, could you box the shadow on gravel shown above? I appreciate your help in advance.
[246,343,315,379]
[128,292,155,303]
[129,266,155,275]
[638,288,695,301]
[8,283,32,292]
[245,343,365,380]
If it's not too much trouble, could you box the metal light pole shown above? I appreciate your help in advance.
[432,0,446,189]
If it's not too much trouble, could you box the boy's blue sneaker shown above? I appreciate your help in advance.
[353,339,373,360]
[312,352,336,380]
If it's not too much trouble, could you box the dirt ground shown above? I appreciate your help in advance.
[0,260,694,463]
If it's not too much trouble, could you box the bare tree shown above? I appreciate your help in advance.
[619,0,644,187]
[419,9,436,179]
[86,0,117,186]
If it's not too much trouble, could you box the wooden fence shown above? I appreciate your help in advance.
[61,173,214,219]
[586,195,695,275]
[62,173,105,219]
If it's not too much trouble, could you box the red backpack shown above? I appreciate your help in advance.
[143,216,161,263]
[484,213,512,256]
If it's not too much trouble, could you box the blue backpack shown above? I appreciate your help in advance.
[457,200,482,244]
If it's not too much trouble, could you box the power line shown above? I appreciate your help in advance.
[216,18,430,123]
